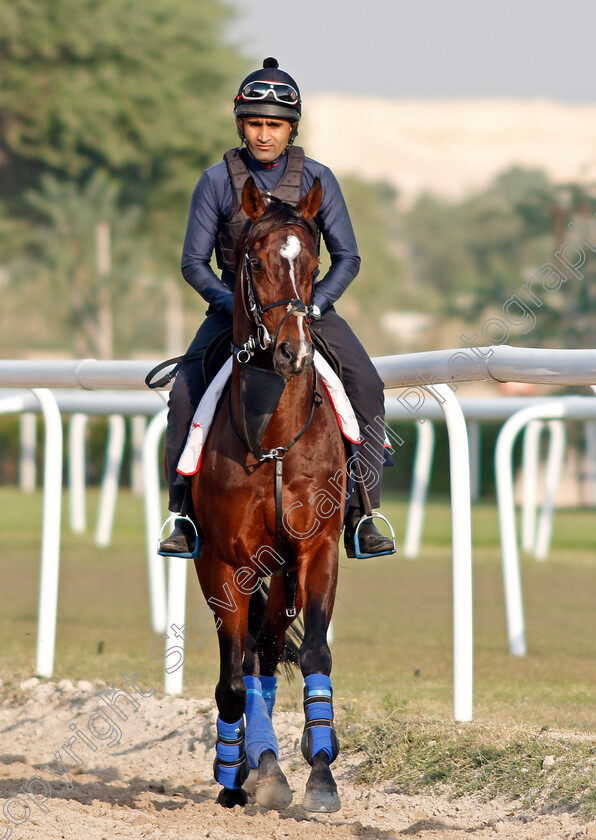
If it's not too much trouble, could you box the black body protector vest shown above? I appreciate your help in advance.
[215,146,319,275]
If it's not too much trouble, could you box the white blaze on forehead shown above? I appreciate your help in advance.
[280,234,301,296]
[280,234,301,262]
[279,234,308,362]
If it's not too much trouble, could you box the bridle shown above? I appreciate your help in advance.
[232,221,314,364]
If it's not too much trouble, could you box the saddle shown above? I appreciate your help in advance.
[202,328,234,387]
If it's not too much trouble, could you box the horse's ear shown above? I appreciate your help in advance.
[242,177,267,221]
[297,177,323,220]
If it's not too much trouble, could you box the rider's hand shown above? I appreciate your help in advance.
[307,304,321,324]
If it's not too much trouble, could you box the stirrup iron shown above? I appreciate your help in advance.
[157,513,200,559]
[353,512,396,559]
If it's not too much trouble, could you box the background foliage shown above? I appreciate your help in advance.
[0,0,242,240]
[1,1,595,359]
[404,168,596,349]
[0,0,243,357]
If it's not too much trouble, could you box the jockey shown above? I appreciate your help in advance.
[159,57,395,558]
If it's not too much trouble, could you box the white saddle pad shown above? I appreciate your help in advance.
[177,351,361,476]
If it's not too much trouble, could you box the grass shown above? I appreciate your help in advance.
[0,487,221,693]
[1,487,596,814]
[2,488,596,723]
[331,500,596,732]
[338,709,596,819]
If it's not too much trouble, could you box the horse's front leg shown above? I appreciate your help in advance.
[202,558,252,808]
[298,540,341,813]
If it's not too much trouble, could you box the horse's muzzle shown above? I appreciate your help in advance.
[273,341,313,379]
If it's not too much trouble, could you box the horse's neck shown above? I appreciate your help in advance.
[275,367,314,447]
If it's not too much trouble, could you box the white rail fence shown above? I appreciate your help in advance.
[384,395,593,559]
[1,345,595,722]
[494,396,596,657]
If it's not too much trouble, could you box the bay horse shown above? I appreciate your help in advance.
[192,176,347,811]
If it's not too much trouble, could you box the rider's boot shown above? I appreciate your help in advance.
[158,487,199,557]
[159,518,197,556]
[343,506,395,558]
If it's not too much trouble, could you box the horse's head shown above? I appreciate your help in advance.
[240,176,323,379]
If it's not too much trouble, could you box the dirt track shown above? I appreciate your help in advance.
[0,679,592,839]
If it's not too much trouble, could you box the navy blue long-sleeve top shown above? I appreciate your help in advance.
[181,147,361,316]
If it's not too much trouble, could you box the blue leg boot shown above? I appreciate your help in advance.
[301,673,341,812]
[213,716,249,808]
[244,676,292,809]
[260,674,278,718]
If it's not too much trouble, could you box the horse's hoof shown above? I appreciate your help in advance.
[216,787,248,808]
[256,750,293,810]
[302,785,341,813]
[303,752,341,812]
[242,767,258,795]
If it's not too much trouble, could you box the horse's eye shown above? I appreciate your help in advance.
[250,258,262,271]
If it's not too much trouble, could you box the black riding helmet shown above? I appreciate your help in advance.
[234,57,301,125]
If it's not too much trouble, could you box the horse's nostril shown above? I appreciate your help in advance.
[278,342,295,362]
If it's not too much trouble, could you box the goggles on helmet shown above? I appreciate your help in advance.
[237,80,300,106]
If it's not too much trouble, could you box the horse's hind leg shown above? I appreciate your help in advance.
[244,580,294,810]
[298,548,341,813]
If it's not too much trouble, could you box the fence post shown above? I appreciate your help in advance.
[142,410,168,635]
[534,420,566,560]
[32,388,63,678]
[521,420,544,553]
[95,414,126,547]
[69,413,89,534]
[428,384,473,723]
[403,421,435,559]
[19,412,37,492]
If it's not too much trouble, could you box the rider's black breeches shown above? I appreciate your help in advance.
[165,306,387,511]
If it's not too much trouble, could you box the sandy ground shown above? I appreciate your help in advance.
[0,679,593,840]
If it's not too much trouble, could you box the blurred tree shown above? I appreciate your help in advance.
[405,166,596,349]
[339,177,403,306]
[0,0,244,267]
[405,193,474,313]
[22,171,146,357]
[457,178,531,316]
[493,166,557,237]
[330,176,406,354]
[545,182,596,348]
